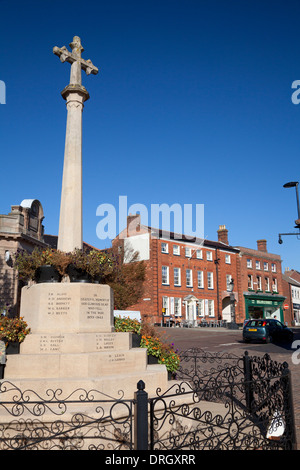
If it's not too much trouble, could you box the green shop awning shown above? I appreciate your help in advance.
[244,293,286,306]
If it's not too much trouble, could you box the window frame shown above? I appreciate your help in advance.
[173,245,180,256]
[186,268,193,287]
[207,272,214,289]
[197,270,204,288]
[161,242,168,253]
[174,297,182,317]
[174,267,181,286]
[162,296,169,316]
[225,254,231,264]
[162,266,169,285]
[208,299,215,317]
[264,262,269,271]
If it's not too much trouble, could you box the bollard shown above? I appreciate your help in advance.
[134,380,148,450]
[0,340,6,379]
[243,351,254,413]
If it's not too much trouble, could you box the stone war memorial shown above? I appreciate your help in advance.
[3,36,169,400]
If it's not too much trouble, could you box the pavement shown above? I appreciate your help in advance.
[157,326,300,449]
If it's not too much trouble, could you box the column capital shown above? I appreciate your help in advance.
[61,84,90,102]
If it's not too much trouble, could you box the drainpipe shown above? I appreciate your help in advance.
[214,249,221,320]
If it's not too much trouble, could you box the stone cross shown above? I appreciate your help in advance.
[53,36,98,86]
[53,36,98,252]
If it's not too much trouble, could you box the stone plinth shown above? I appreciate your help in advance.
[20,283,114,334]
[6,347,148,379]
[3,283,169,399]
[20,331,132,354]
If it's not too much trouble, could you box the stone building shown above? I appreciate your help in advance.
[0,200,47,316]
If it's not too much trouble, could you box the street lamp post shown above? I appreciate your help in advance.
[283,181,300,222]
[278,181,300,243]
[227,278,239,330]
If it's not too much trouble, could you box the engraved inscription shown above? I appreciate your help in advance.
[108,353,126,363]
[96,333,116,351]
[47,292,71,316]
[39,335,65,353]
[80,293,109,321]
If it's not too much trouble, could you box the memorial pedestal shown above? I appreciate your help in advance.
[3,283,169,398]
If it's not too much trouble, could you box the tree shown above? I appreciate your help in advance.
[105,244,146,310]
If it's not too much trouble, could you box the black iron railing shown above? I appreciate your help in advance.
[0,350,297,450]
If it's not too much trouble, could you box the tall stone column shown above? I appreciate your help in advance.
[57,86,88,252]
[53,36,98,252]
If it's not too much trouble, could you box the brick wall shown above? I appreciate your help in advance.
[236,240,285,321]
[114,216,287,326]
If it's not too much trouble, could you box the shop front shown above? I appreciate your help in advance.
[293,303,300,326]
[244,293,286,323]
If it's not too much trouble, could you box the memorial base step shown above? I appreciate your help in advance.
[1,364,168,399]
[4,347,148,380]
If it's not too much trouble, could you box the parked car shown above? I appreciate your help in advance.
[243,319,293,344]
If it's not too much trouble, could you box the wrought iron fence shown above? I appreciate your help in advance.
[0,349,297,450]
[0,383,134,450]
[149,349,297,450]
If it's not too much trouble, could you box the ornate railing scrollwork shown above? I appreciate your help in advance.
[149,349,296,450]
[0,381,134,450]
[0,350,296,450]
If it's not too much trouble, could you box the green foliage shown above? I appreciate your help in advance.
[140,334,162,358]
[114,316,142,334]
[0,316,31,343]
[13,247,71,280]
[13,247,114,282]
[114,317,180,373]
[158,342,181,373]
[107,247,146,310]
[140,323,180,373]
[69,248,113,281]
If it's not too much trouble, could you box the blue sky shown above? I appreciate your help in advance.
[1,0,300,269]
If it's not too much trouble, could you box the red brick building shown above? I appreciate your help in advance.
[113,214,288,326]
[235,239,285,324]
[282,269,300,326]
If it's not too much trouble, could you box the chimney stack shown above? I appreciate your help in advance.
[257,239,267,252]
[127,213,141,236]
[217,225,229,245]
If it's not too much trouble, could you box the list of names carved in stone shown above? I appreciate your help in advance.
[47,291,71,316]
[39,335,65,353]
[107,353,126,363]
[96,333,116,351]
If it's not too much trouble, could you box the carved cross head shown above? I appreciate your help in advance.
[53,36,98,86]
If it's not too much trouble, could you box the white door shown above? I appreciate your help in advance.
[186,301,196,325]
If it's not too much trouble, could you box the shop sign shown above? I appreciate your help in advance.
[247,298,282,306]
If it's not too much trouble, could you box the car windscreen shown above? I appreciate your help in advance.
[246,320,266,327]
